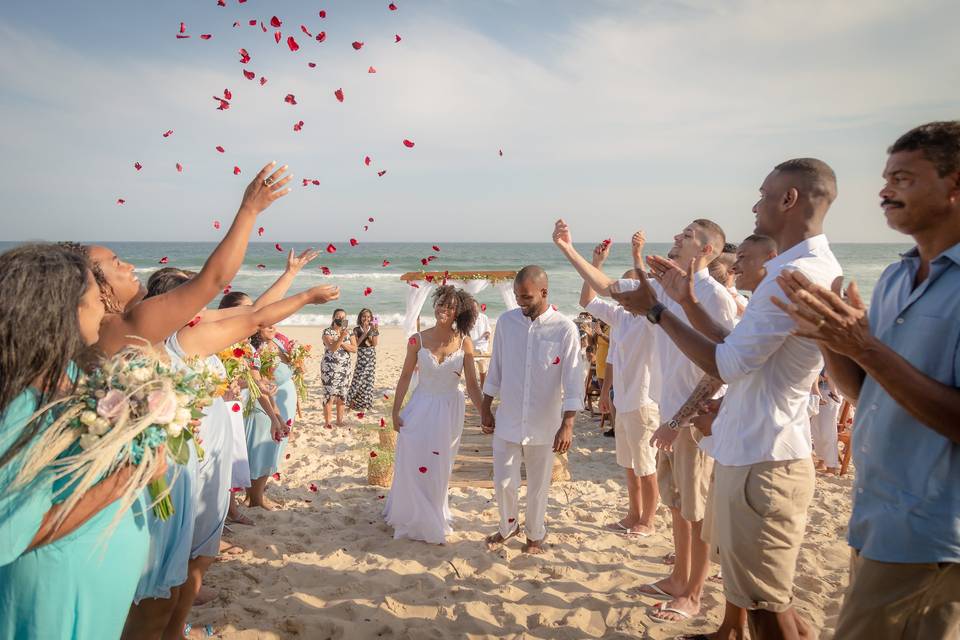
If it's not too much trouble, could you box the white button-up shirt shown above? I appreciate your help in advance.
[586,296,658,413]
[469,312,492,353]
[483,306,584,446]
[702,235,842,466]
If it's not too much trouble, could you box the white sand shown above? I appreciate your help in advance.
[197,326,853,639]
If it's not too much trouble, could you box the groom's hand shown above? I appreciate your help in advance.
[480,411,495,434]
[553,415,575,453]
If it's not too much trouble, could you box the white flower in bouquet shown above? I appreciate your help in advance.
[79,410,98,427]
[78,433,100,450]
[89,417,111,436]
[166,422,184,438]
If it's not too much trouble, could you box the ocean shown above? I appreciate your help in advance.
[0,241,911,326]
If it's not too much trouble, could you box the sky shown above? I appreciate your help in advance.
[0,0,957,244]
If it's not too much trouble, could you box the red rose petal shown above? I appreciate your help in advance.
[334,88,344,102]
[249,19,257,26]
[258,226,265,236]
[216,145,225,153]
[309,483,318,492]
[363,287,373,296]
[256,264,266,269]
[312,179,320,185]
[176,34,191,39]
[116,198,125,205]
[233,347,244,357]
[403,139,415,148]
[480,303,487,312]
[318,10,326,18]
[320,266,331,275]
[187,315,202,327]
[223,88,232,100]
[223,285,232,294]
[316,31,326,42]
[218,0,226,6]
[274,31,281,44]
[357,412,366,419]
[159,256,169,264]
[239,48,251,64]
[409,283,419,288]
[377,170,387,177]
[260,21,266,32]
[508,518,516,523]
[551,304,558,311]
[369,217,375,222]
[270,16,282,28]
[162,129,174,138]
[408,336,417,345]
[363,225,369,231]
[287,35,300,52]
[552,356,561,365]
[233,166,241,175]
[260,76,267,86]
[424,274,435,282]
[395,34,402,43]
[200,34,212,40]
[231,403,241,413]
[326,243,337,254]
[300,25,312,37]
[308,62,317,68]
[364,156,371,166]
[368,66,376,74]
[243,69,255,80]
[284,93,297,105]
[285,453,291,459]
[499,149,504,157]
[176,162,183,173]
[432,451,439,455]
[418,466,428,474]
[389,2,397,10]
[379,418,386,428]
[213,220,221,229]
[134,162,142,171]
[272,472,281,480]
[432,245,441,252]
[179,22,186,34]
[275,243,283,251]
[427,256,437,262]
[293,120,304,132]
[382,260,390,267]
[350,238,358,246]
[352,41,364,50]
[286,418,293,426]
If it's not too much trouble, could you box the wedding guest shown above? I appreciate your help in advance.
[810,372,842,474]
[347,308,380,412]
[481,266,583,554]
[577,239,660,538]
[0,244,159,640]
[611,158,842,638]
[322,309,357,428]
[554,218,737,624]
[777,122,960,639]
[468,302,492,387]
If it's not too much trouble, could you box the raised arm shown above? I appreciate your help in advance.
[253,248,320,309]
[631,230,647,274]
[580,242,611,308]
[391,335,420,431]
[100,163,293,355]
[552,219,618,298]
[175,286,340,359]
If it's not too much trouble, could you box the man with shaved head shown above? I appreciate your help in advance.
[480,265,583,554]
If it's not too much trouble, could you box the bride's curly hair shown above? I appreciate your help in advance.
[432,285,478,335]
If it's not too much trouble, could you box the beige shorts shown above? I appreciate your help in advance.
[657,427,713,522]
[835,551,960,639]
[700,470,720,563]
[614,405,660,476]
[713,458,815,612]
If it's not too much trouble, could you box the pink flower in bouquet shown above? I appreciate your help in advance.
[147,389,178,423]
[96,389,129,420]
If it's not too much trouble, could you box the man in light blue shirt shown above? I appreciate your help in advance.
[776,121,960,639]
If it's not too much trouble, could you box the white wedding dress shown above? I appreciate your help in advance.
[384,335,466,544]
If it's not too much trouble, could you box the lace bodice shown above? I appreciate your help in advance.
[415,334,464,395]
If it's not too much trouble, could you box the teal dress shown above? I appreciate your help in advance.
[0,388,150,640]
[245,343,295,479]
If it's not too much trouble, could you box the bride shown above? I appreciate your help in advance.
[385,285,484,544]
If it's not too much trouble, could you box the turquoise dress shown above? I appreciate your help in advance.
[134,333,200,602]
[0,388,150,639]
[245,342,295,479]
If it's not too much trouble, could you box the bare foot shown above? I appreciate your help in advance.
[247,496,277,511]
[522,538,546,554]
[485,525,520,550]
[648,595,701,622]
[193,585,218,606]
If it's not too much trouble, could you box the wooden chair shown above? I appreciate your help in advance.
[837,400,855,476]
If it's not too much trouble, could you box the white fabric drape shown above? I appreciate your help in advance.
[402,282,436,337]
[457,279,490,296]
[495,281,519,311]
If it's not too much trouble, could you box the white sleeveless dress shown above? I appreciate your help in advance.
[383,335,466,544]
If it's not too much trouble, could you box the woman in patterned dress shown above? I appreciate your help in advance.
[322,309,356,427]
[347,308,379,411]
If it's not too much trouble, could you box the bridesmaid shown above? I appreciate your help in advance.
[347,308,379,412]
[0,243,163,639]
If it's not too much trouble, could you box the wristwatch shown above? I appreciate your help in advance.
[646,302,667,324]
[667,419,681,431]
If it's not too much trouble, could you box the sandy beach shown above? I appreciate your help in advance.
[196,326,853,639]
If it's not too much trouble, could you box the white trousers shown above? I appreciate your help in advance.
[811,399,842,467]
[493,436,555,541]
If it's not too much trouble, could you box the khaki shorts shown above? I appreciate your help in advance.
[614,405,660,476]
[835,551,960,639]
[657,427,713,522]
[713,458,814,612]
[700,470,721,564]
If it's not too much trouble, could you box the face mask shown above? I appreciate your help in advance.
[334,317,345,327]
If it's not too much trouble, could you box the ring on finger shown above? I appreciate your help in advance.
[816,318,826,329]
[263,176,275,187]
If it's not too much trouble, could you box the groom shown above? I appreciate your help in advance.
[481,266,583,554]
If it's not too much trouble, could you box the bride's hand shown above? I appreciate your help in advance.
[393,413,403,432]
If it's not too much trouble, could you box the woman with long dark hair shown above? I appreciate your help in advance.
[0,244,164,639]
[384,286,484,544]
[347,308,379,411]
[321,309,357,428]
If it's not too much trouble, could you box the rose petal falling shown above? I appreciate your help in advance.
[320,266,331,275]
[395,34,402,43]
[403,139,415,148]
[418,466,428,474]
[364,156,371,166]
[287,35,300,52]
[162,129,174,138]
[350,238,359,246]
[270,16,282,28]
[233,166,241,175]
[552,357,561,365]
[159,256,169,264]
[239,48,251,63]
[352,41,364,50]
[316,31,326,42]
[363,287,373,296]
[334,88,344,102]
[116,198,125,205]
[213,220,221,229]
[275,243,283,251]
[176,162,183,173]
[216,145,225,153]
[243,69,255,80]
[368,66,376,73]
[258,226,264,236]
[326,244,337,253]
[134,162,142,171]
[377,170,387,177]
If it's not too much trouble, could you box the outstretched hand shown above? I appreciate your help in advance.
[552,219,573,250]
[308,285,341,304]
[648,255,696,305]
[771,270,872,358]
[610,274,659,315]
[631,230,646,261]
[286,248,320,275]
[240,161,294,215]
[592,241,611,266]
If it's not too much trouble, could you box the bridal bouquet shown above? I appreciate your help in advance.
[218,341,261,413]
[15,348,222,525]
[287,341,313,403]
[258,346,280,381]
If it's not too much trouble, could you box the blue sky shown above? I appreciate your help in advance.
[1,0,957,244]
